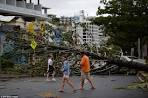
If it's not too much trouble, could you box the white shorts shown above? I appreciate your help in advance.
[63,74,69,78]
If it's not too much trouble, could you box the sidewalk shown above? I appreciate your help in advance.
[0,74,30,80]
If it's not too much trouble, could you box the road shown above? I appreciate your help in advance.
[0,75,148,98]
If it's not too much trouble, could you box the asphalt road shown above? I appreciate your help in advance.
[0,75,148,98]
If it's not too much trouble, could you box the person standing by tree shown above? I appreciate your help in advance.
[46,55,56,81]
[80,52,95,90]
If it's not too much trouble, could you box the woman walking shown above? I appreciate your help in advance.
[59,56,76,92]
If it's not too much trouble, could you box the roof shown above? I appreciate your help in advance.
[0,16,15,22]
[42,6,50,9]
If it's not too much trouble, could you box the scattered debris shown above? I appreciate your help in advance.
[115,82,148,90]
[39,91,59,98]
[127,82,148,89]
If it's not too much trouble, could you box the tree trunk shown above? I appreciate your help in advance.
[142,44,147,59]
[131,48,134,56]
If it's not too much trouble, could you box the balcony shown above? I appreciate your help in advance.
[0,0,47,19]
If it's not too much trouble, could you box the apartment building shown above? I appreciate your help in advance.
[72,10,106,47]
[74,22,104,47]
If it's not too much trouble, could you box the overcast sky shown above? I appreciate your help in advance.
[35,0,101,17]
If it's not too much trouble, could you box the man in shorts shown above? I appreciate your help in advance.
[80,52,95,90]
[47,55,56,81]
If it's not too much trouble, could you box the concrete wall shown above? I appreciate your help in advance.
[16,1,26,8]
[34,4,41,11]
[26,3,34,9]
[0,0,6,4]
[6,0,16,6]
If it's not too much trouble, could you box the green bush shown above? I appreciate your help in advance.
[30,63,46,76]
[1,59,14,70]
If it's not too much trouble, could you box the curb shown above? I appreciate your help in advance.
[0,74,30,80]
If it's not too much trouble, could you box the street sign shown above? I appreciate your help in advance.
[30,39,37,50]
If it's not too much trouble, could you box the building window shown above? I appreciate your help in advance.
[83,36,86,38]
[83,39,86,42]
[83,32,86,35]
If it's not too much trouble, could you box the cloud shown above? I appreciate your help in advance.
[39,0,101,17]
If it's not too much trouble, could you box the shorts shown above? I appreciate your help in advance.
[63,74,69,78]
[47,66,54,74]
[81,71,90,79]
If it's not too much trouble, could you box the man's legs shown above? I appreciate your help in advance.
[87,76,95,89]
[80,72,95,89]
[80,71,85,90]
[86,73,95,89]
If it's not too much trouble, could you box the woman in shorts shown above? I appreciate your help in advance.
[59,57,76,92]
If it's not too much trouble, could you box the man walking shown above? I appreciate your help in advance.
[80,52,95,90]
[47,55,56,81]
